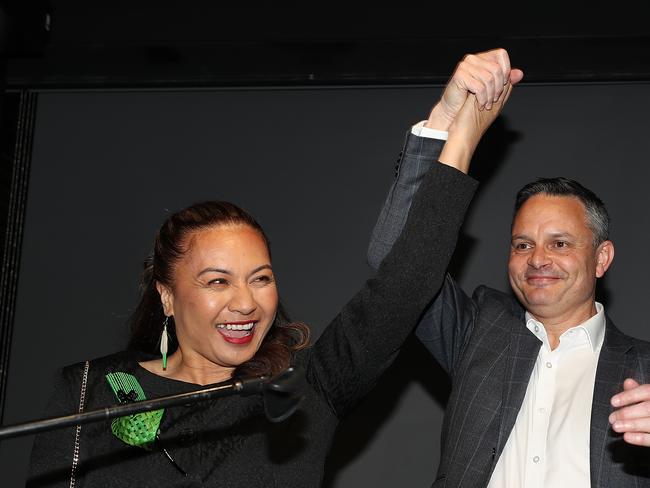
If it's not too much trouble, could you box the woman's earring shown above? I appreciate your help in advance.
[160,316,169,370]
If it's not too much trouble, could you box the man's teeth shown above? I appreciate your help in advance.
[216,322,255,331]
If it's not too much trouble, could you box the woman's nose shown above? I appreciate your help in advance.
[228,285,257,315]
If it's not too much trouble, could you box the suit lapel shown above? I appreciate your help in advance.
[589,318,634,488]
[495,312,541,459]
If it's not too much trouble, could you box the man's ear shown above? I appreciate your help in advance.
[156,281,174,316]
[595,240,615,278]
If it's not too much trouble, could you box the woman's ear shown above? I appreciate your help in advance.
[156,281,174,316]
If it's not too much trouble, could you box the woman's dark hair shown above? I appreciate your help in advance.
[128,201,310,378]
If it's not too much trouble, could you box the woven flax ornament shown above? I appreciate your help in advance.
[105,372,164,448]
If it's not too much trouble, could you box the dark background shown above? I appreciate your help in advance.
[1,2,650,487]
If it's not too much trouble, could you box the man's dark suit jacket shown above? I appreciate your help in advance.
[368,132,650,488]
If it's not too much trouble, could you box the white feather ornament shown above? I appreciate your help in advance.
[160,317,169,370]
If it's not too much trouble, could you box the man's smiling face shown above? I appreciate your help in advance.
[508,194,613,326]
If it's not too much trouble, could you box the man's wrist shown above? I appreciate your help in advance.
[424,104,454,132]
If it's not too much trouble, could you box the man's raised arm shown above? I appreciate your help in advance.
[368,48,523,268]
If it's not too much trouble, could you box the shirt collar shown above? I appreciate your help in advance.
[525,302,605,352]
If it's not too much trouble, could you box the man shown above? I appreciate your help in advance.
[369,49,650,487]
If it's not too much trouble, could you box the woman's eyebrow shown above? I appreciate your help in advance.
[248,264,272,277]
[197,265,272,277]
[198,267,231,276]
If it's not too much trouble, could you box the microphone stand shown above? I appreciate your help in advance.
[0,366,304,441]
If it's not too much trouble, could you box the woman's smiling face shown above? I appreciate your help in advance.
[158,224,278,375]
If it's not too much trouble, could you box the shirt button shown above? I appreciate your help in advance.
[546,362,553,368]
[538,407,546,414]
[533,456,540,463]
[534,325,539,333]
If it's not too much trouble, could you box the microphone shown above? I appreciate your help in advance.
[263,366,306,422]
[0,366,305,441]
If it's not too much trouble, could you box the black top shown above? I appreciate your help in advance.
[26,161,478,487]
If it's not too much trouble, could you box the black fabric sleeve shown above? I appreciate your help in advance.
[26,363,85,488]
[309,161,478,418]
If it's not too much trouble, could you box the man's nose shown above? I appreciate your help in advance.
[228,285,257,315]
[527,246,551,269]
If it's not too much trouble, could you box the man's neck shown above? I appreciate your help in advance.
[528,303,599,350]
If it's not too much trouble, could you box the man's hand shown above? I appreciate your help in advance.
[437,75,515,173]
[609,378,650,446]
[426,48,524,131]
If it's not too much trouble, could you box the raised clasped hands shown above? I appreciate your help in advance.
[610,378,650,446]
[426,48,524,132]
[431,48,524,173]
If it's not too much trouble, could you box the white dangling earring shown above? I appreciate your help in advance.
[160,316,169,370]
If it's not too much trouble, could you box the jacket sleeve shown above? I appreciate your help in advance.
[367,131,445,269]
[309,151,478,418]
[413,275,477,375]
[366,132,477,376]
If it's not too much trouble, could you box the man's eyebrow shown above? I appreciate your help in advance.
[511,232,573,242]
[547,232,573,239]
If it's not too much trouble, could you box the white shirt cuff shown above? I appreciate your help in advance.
[411,121,448,141]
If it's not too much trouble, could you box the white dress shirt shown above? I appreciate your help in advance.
[487,303,606,488]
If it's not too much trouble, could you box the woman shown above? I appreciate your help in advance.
[26,176,474,487]
[25,72,510,484]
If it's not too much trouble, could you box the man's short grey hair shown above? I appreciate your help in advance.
[514,177,610,247]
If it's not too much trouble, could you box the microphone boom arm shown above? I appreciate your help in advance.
[0,368,302,441]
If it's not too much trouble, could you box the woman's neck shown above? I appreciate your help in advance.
[139,349,234,386]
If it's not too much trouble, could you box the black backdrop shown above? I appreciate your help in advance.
[0,82,649,486]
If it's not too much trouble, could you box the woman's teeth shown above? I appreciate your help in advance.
[216,322,255,331]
